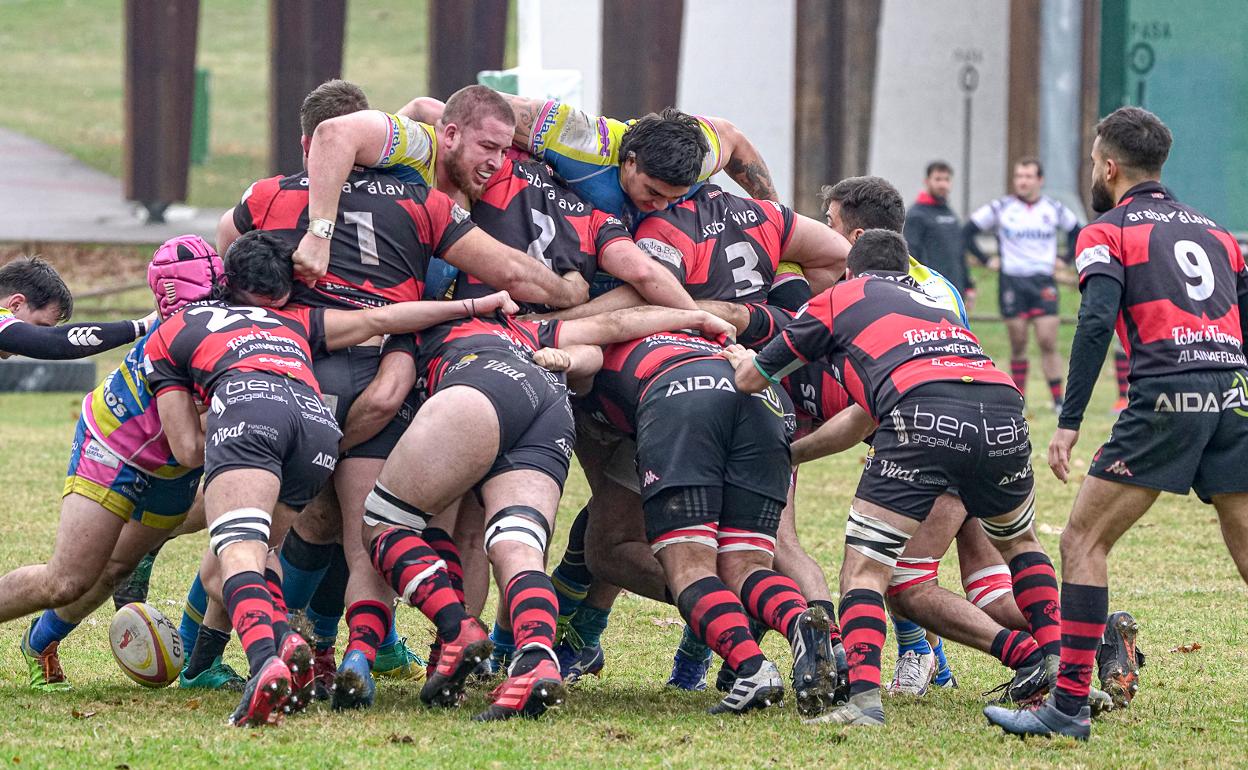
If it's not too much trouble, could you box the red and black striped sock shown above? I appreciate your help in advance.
[506,570,558,676]
[422,527,465,605]
[840,588,887,696]
[991,628,1042,669]
[1010,359,1029,393]
[1047,378,1063,405]
[1009,551,1062,658]
[1114,349,1130,397]
[1054,582,1108,716]
[809,599,843,647]
[223,571,278,677]
[370,527,468,641]
[676,576,766,678]
[740,569,808,638]
[263,567,291,642]
[344,600,391,665]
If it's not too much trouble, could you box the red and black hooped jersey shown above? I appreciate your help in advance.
[1074,181,1247,378]
[455,158,631,312]
[633,184,796,303]
[783,363,852,425]
[578,331,725,435]
[233,167,475,309]
[414,313,563,394]
[144,301,326,400]
[754,272,1015,420]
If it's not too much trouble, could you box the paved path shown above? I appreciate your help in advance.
[0,127,219,244]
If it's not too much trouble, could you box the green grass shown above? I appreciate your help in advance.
[0,0,455,210]
[3,268,1248,767]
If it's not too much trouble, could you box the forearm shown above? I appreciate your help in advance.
[790,405,875,465]
[501,94,544,150]
[397,96,445,123]
[0,319,145,360]
[963,222,989,265]
[540,285,645,321]
[305,124,359,221]
[1058,275,1122,430]
[446,230,585,308]
[156,391,205,468]
[696,300,751,335]
[719,122,778,201]
[560,307,712,347]
[617,260,698,311]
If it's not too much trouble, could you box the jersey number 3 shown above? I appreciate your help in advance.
[726,242,765,298]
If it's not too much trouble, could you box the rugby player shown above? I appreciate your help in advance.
[986,107,1248,739]
[144,230,522,726]
[732,229,1060,726]
[965,158,1081,411]
[0,237,219,692]
[0,256,155,360]
[357,297,734,719]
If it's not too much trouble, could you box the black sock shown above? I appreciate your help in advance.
[184,625,231,679]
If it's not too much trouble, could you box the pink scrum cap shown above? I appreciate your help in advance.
[147,234,224,318]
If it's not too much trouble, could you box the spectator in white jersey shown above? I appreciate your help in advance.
[964,158,1080,411]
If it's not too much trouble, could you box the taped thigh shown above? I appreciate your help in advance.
[978,492,1036,542]
[845,506,912,569]
[209,507,272,555]
[484,505,551,555]
[363,482,434,533]
[886,556,940,596]
[963,564,1013,609]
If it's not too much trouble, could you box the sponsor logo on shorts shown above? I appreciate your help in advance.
[312,452,337,470]
[1102,459,1133,476]
[998,462,1033,486]
[483,358,526,380]
[641,469,661,487]
[1154,387,1248,413]
[211,421,247,446]
[82,438,121,469]
[875,458,919,482]
[1075,244,1112,273]
[664,375,734,397]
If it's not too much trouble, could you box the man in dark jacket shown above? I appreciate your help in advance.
[903,161,975,311]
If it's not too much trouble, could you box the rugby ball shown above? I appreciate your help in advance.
[109,602,184,688]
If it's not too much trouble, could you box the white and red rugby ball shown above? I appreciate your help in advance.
[109,602,184,688]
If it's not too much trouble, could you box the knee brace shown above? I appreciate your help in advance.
[209,508,272,556]
[484,506,551,555]
[963,564,1014,609]
[845,506,911,569]
[886,556,940,597]
[362,482,433,534]
[978,493,1035,542]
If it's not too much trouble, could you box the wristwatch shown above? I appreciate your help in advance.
[308,217,335,240]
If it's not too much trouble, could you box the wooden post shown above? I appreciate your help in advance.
[793,0,881,217]
[600,0,684,119]
[428,0,510,102]
[123,0,200,221]
[1007,0,1043,180]
[1078,0,1102,213]
[269,0,347,175]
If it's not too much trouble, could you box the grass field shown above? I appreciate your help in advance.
[2,264,1247,768]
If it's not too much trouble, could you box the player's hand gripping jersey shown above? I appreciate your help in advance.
[970,195,1079,277]
[1074,180,1248,377]
[755,271,1014,421]
[233,167,475,306]
[527,101,722,229]
[454,157,631,312]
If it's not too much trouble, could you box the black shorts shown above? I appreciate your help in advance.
[313,345,416,460]
[856,383,1032,522]
[999,273,1058,319]
[1090,369,1248,502]
[635,358,793,505]
[436,352,576,489]
[205,373,342,508]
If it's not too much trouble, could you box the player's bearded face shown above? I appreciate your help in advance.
[1090,140,1116,214]
[445,117,512,202]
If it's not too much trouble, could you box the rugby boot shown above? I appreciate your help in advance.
[420,617,492,708]
[474,648,567,721]
[987,653,1113,716]
[831,641,849,704]
[667,648,712,691]
[20,619,70,692]
[277,632,314,713]
[555,640,604,685]
[802,688,885,726]
[887,650,936,696]
[331,649,376,710]
[709,660,784,715]
[374,636,426,681]
[312,646,335,700]
[1097,610,1143,709]
[789,606,839,717]
[425,637,441,680]
[984,694,1091,741]
[111,550,158,610]
[179,657,245,691]
[230,656,291,728]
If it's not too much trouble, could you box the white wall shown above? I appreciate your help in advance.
[869,0,1010,214]
[534,0,602,113]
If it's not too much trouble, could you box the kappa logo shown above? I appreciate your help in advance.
[312,452,337,470]
[67,326,103,347]
[665,375,735,397]
[1102,459,1133,477]
[641,469,661,487]
[555,437,574,458]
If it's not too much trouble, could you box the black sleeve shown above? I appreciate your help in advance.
[1238,268,1248,344]
[1058,274,1123,430]
[381,333,417,359]
[767,274,812,312]
[1062,225,1082,264]
[0,319,143,360]
[902,212,926,262]
[962,221,989,265]
[739,303,795,349]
